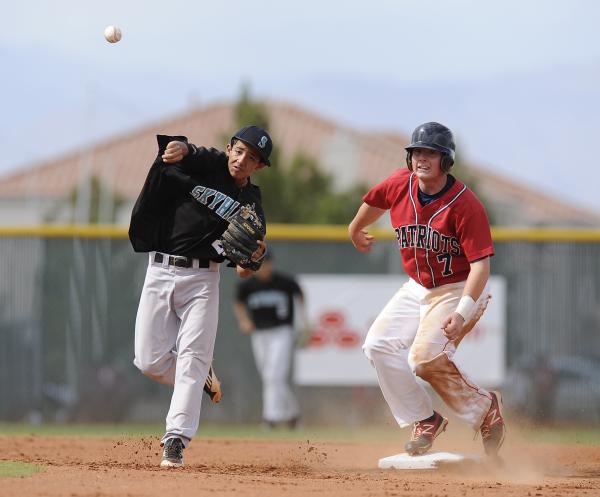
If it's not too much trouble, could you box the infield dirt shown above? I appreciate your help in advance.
[1,427,599,497]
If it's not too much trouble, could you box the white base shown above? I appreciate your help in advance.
[378,452,479,470]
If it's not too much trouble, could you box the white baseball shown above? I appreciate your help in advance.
[104,25,122,43]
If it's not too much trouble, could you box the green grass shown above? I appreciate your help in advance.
[0,461,43,478]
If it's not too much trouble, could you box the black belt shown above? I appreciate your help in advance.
[154,252,210,268]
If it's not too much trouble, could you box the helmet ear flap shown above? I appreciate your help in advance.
[441,155,454,172]
[406,151,413,171]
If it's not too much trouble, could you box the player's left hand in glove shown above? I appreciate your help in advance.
[203,364,222,404]
[220,204,266,271]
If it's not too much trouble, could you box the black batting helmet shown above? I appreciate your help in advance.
[405,122,456,172]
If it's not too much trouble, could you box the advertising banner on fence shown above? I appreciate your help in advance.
[294,274,506,388]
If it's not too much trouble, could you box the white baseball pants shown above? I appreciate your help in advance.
[134,252,221,446]
[363,278,492,430]
[251,325,299,423]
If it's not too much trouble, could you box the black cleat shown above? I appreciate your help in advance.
[160,437,184,468]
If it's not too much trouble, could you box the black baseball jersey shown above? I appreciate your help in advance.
[236,273,303,330]
[129,135,265,260]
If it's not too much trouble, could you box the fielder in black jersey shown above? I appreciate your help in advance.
[234,253,305,429]
[129,125,272,467]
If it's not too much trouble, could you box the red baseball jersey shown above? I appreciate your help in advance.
[363,169,494,289]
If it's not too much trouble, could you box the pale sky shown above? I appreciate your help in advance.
[3,0,600,214]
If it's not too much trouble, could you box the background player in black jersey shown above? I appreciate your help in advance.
[129,126,272,467]
[234,252,305,429]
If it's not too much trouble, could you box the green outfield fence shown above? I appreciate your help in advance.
[1,225,599,426]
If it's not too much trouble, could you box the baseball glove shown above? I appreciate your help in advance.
[220,204,266,271]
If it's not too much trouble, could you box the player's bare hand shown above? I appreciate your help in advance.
[442,313,465,341]
[236,265,253,279]
[162,141,188,163]
[239,319,255,335]
[350,229,375,253]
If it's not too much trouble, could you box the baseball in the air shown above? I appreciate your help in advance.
[104,25,122,43]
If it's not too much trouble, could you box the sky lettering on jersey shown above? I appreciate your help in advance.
[394,224,460,255]
[190,185,241,221]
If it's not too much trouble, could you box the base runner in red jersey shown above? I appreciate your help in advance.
[348,122,505,457]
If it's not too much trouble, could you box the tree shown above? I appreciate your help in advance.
[256,151,366,223]
[232,86,364,224]
[234,83,270,131]
[230,86,494,224]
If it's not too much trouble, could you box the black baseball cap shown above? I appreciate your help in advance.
[231,125,273,166]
